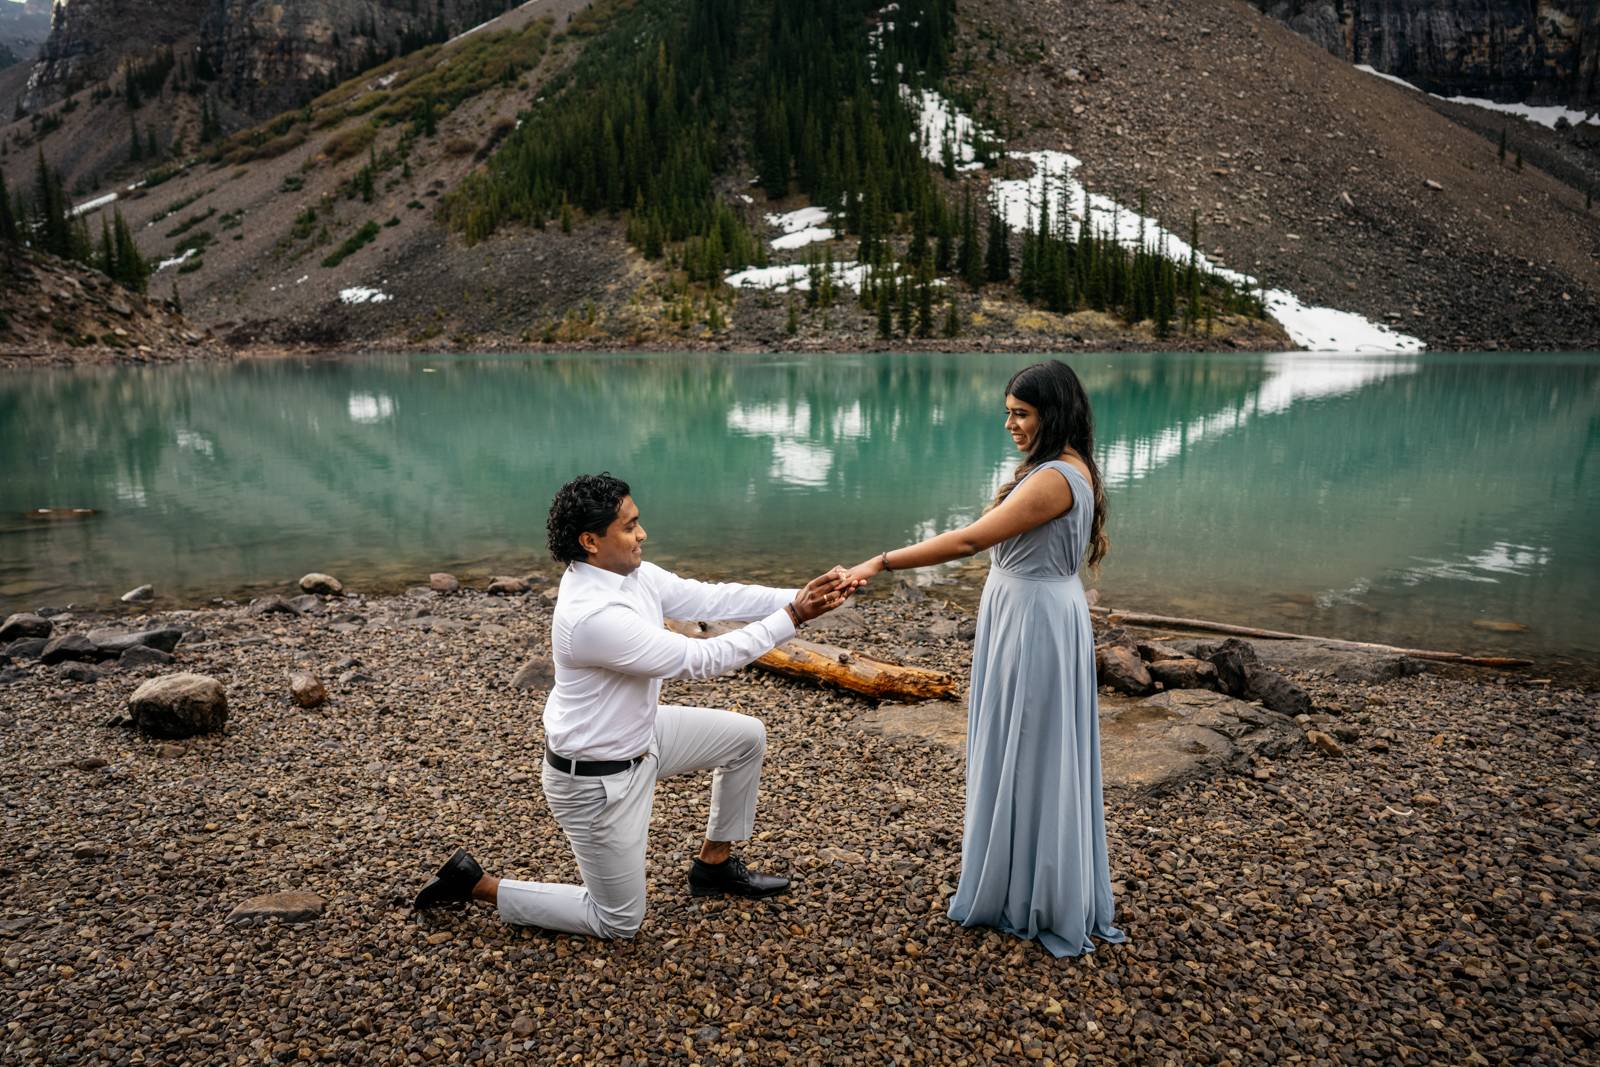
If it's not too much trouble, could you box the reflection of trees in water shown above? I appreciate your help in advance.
[1,353,1597,666]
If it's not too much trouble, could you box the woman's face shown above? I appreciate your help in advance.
[1004,394,1040,454]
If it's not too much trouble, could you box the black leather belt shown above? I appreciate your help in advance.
[545,750,646,777]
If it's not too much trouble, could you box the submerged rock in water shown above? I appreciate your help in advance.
[120,584,155,603]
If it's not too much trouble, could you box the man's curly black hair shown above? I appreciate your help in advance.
[547,473,632,564]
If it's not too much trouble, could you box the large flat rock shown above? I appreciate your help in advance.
[855,688,1302,793]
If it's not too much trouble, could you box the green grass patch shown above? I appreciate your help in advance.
[320,221,381,268]
[166,208,216,239]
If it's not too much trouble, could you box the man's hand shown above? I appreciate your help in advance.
[844,555,887,590]
[791,566,864,624]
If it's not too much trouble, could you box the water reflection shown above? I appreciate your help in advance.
[0,351,1595,669]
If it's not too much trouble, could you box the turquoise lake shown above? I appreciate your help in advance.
[1,351,1596,674]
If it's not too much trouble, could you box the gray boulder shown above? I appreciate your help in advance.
[298,573,344,596]
[429,573,461,594]
[41,634,115,665]
[287,594,324,615]
[88,627,184,655]
[1198,638,1260,697]
[0,613,53,642]
[1147,656,1221,692]
[120,646,175,668]
[5,638,48,660]
[247,596,299,617]
[1245,667,1314,718]
[128,673,228,738]
[57,662,102,683]
[1096,645,1154,695]
[487,576,530,596]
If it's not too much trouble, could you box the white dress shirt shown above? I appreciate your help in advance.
[543,561,799,761]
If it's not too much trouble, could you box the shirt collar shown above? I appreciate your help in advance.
[569,561,629,591]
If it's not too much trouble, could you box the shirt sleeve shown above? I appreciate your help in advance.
[570,602,798,680]
[649,564,799,622]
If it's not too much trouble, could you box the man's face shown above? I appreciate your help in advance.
[581,495,646,576]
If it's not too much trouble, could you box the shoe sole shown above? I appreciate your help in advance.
[689,884,790,899]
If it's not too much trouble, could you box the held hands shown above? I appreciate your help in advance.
[791,566,867,624]
[843,553,887,591]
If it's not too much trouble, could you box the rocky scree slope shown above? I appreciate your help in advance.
[1253,0,1600,110]
[962,0,1600,350]
[0,244,210,363]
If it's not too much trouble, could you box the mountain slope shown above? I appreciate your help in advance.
[957,0,1600,350]
[4,0,1598,356]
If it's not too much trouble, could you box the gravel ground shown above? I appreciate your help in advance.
[1,586,1597,1065]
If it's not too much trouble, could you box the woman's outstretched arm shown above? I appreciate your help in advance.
[846,463,1077,585]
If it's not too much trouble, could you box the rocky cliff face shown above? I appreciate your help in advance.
[0,0,54,71]
[23,0,520,115]
[1253,1,1600,109]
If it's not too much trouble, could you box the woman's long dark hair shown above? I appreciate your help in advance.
[991,360,1109,569]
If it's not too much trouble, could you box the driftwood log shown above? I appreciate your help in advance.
[665,619,958,702]
[1105,610,1533,669]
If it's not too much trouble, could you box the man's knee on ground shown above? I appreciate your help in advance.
[594,900,647,940]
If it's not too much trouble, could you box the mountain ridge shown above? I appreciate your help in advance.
[2,0,1598,358]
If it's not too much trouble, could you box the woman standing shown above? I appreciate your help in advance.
[847,360,1125,957]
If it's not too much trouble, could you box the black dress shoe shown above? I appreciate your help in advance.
[413,848,484,909]
[688,855,790,899]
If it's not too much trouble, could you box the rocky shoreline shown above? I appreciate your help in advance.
[1,577,1596,1063]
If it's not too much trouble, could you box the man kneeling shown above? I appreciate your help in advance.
[414,473,857,938]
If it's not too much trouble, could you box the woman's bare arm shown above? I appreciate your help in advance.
[847,463,1080,583]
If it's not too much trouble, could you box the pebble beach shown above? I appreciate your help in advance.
[1,582,1596,1065]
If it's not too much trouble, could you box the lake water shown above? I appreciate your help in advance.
[2,351,1597,675]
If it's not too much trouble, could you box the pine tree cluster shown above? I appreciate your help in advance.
[0,151,150,294]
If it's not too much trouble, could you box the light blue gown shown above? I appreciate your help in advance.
[947,460,1127,957]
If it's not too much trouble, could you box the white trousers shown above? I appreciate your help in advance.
[496,705,767,939]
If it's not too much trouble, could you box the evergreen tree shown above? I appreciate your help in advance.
[1498,127,1507,165]
[130,114,143,163]
[0,168,16,245]
[942,298,959,338]
[916,266,934,338]
[984,199,1010,283]
[876,285,892,340]
[1515,150,1523,172]
[111,210,149,294]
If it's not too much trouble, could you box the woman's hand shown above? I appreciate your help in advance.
[791,566,864,623]
[844,555,887,590]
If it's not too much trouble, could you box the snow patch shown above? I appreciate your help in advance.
[70,192,118,217]
[764,206,836,250]
[903,86,989,170]
[1355,64,1598,129]
[726,262,869,294]
[990,149,1423,353]
[340,287,392,305]
[156,248,197,272]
